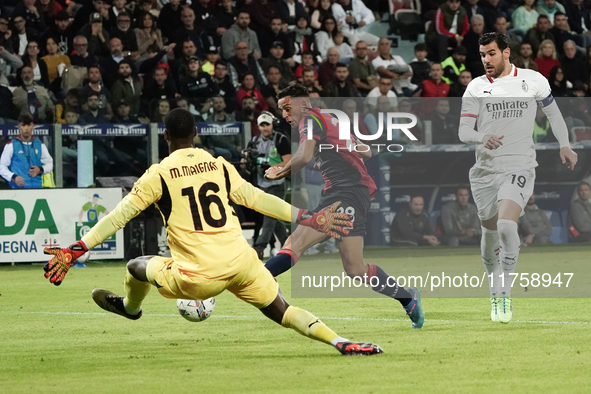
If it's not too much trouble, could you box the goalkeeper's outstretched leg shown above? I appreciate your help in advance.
[259,287,383,356]
[92,256,153,319]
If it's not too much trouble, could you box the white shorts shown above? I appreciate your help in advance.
[469,167,536,221]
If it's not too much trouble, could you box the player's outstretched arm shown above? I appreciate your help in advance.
[265,139,316,180]
[459,115,504,149]
[559,147,578,170]
[43,198,143,286]
[540,100,578,170]
[295,201,353,239]
[229,178,352,239]
[458,116,484,144]
[44,240,89,286]
[482,134,504,150]
[265,161,291,180]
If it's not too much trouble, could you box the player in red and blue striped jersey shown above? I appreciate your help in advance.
[264,84,424,328]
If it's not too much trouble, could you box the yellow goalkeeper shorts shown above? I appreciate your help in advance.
[145,247,279,309]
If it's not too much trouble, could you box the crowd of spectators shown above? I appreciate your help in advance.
[421,0,591,100]
[0,0,382,129]
[0,0,590,146]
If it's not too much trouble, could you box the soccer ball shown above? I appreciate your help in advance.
[176,298,216,322]
[76,252,90,264]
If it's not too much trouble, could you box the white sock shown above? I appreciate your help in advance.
[123,298,141,315]
[331,336,349,346]
[497,219,520,297]
[481,226,500,296]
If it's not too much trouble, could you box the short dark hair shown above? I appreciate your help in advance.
[302,66,315,75]
[66,88,80,99]
[119,59,134,69]
[146,43,160,54]
[277,84,309,100]
[478,32,509,51]
[414,43,428,52]
[456,185,470,194]
[554,11,566,18]
[335,62,348,70]
[18,114,34,125]
[118,11,130,19]
[153,66,167,75]
[266,65,280,74]
[86,92,99,101]
[88,65,101,73]
[164,108,196,138]
[538,14,549,22]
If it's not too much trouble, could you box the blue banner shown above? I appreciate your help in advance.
[0,122,243,137]
[0,125,51,137]
[61,124,148,136]
[157,123,242,135]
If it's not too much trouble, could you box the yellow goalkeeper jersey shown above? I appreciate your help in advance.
[122,147,291,277]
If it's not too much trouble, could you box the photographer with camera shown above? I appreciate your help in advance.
[244,112,292,258]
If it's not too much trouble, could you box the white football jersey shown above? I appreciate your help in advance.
[461,64,552,173]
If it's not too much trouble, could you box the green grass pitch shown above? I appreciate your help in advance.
[1,246,590,393]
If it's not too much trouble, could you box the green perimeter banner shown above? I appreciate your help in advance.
[0,188,123,263]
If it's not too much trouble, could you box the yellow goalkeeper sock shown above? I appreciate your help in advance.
[123,269,151,314]
[281,306,340,345]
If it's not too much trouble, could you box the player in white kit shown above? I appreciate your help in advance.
[459,33,578,323]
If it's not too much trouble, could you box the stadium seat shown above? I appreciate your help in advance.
[560,210,569,227]
[429,210,440,233]
[571,126,591,142]
[545,210,567,244]
[544,210,561,227]
[389,0,421,15]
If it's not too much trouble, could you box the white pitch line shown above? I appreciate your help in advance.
[0,310,588,325]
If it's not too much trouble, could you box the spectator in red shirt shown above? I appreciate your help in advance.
[294,51,318,82]
[417,63,450,98]
[534,39,561,78]
[236,72,269,112]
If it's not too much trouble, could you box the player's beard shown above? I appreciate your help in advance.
[486,61,504,79]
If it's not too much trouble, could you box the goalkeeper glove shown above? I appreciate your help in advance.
[43,240,89,286]
[296,201,353,240]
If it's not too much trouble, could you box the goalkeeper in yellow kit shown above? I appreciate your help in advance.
[43,108,383,356]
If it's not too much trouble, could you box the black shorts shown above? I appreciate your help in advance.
[312,186,370,237]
